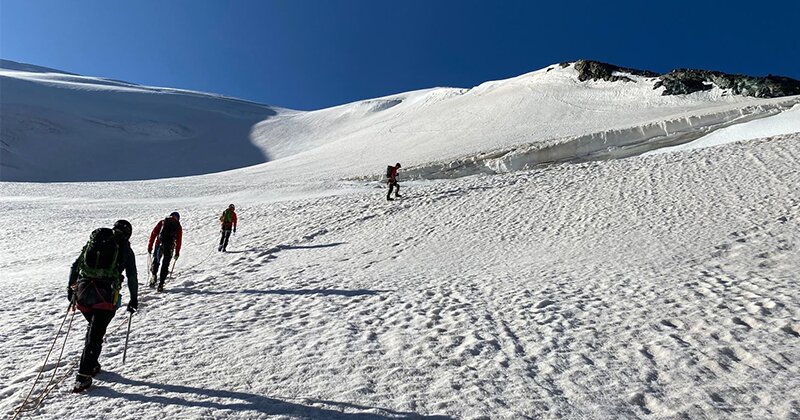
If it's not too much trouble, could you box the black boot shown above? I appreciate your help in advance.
[72,374,92,393]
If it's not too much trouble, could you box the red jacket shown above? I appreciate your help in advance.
[148,217,183,255]
[220,209,237,230]
[389,166,399,182]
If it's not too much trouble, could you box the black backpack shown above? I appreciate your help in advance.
[78,228,121,279]
[386,165,393,178]
[159,217,180,247]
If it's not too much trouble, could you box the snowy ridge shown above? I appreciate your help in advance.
[3,60,799,182]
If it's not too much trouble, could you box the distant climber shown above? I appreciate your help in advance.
[386,162,402,201]
[147,212,182,291]
[218,204,238,252]
[68,220,138,392]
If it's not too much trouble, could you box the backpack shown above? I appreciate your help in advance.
[221,209,234,224]
[386,165,394,178]
[75,228,125,312]
[159,217,180,248]
[78,228,120,280]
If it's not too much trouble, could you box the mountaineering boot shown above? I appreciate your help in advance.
[157,282,164,292]
[218,245,223,252]
[387,197,394,201]
[72,374,92,393]
[395,194,402,198]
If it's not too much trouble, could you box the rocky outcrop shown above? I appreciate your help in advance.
[567,60,658,83]
[655,69,800,98]
[564,59,800,99]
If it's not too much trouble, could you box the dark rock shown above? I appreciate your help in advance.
[655,69,800,97]
[569,59,659,83]
[654,69,714,95]
[563,60,800,98]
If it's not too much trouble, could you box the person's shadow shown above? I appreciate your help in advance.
[98,372,454,419]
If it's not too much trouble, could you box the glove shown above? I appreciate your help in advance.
[233,228,236,234]
[148,248,152,254]
[67,286,74,302]
[175,253,180,259]
[127,298,138,313]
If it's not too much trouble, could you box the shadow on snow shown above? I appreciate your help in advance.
[166,288,391,297]
[223,242,347,255]
[98,372,454,419]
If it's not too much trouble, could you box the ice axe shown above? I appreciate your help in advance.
[122,312,133,364]
[169,257,177,279]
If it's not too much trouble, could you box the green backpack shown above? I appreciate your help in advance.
[222,209,234,223]
[75,228,123,312]
[78,228,120,279]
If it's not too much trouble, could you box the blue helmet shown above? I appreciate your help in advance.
[170,212,180,221]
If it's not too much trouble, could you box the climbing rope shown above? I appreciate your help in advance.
[12,299,77,419]
[12,305,132,418]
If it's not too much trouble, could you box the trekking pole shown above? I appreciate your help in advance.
[122,312,133,365]
[169,258,177,279]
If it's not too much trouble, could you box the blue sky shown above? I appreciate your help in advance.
[2,0,798,110]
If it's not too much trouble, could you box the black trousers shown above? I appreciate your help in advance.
[219,229,232,251]
[151,244,174,284]
[387,181,400,198]
[79,310,115,376]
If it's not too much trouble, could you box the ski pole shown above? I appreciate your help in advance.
[122,312,133,365]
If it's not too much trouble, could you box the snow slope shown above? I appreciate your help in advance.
[0,60,285,182]
[1,60,799,419]
[250,68,799,183]
[1,132,798,419]
[3,59,799,182]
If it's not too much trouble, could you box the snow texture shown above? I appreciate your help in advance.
[0,60,799,419]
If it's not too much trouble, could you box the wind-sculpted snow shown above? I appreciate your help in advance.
[0,133,798,418]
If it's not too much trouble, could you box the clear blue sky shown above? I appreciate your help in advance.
[2,0,798,110]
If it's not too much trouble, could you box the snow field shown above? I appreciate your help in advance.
[1,133,799,418]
